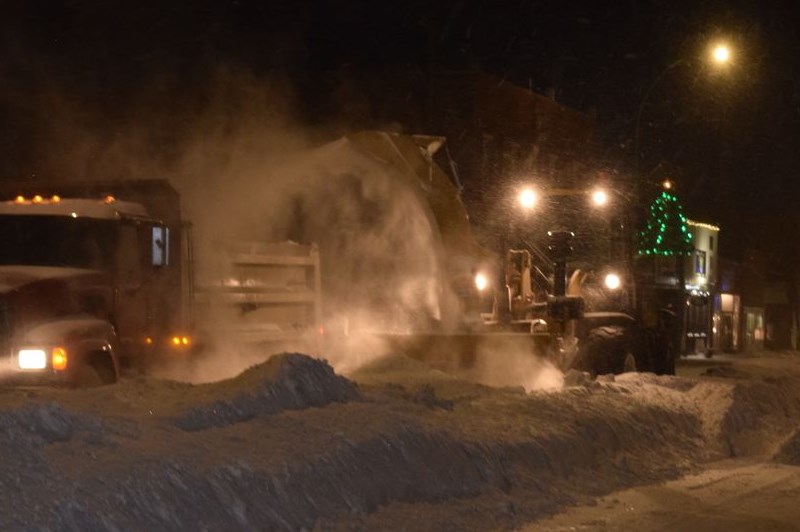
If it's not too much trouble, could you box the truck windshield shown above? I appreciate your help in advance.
[0,215,118,270]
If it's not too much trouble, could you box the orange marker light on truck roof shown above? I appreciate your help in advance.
[14,195,25,204]
[51,195,61,203]
[104,195,115,204]
[32,195,43,204]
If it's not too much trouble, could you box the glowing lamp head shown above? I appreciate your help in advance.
[591,189,608,207]
[712,44,731,64]
[604,273,622,290]
[662,179,673,190]
[518,188,537,210]
[32,195,43,204]
[474,272,489,292]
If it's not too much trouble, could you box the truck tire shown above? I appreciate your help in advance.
[74,365,105,388]
[575,326,630,377]
[74,352,117,388]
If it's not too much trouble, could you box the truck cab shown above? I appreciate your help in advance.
[0,187,180,386]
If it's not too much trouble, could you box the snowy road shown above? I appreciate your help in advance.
[523,460,800,531]
[521,352,800,531]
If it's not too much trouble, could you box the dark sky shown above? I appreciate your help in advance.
[1,0,798,258]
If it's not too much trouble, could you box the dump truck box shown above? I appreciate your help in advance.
[192,240,322,354]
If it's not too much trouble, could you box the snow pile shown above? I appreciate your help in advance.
[2,355,800,530]
[773,429,800,465]
[174,353,361,431]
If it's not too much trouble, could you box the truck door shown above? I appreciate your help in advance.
[113,222,151,358]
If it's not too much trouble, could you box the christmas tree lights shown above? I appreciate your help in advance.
[638,190,693,256]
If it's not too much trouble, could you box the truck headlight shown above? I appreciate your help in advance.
[474,273,488,291]
[18,349,47,370]
[604,273,622,290]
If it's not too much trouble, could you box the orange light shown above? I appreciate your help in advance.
[318,326,325,336]
[171,336,181,346]
[51,195,61,203]
[104,195,115,204]
[181,336,190,345]
[144,337,153,345]
[32,195,43,204]
[51,347,68,371]
[662,179,673,190]
[14,195,25,204]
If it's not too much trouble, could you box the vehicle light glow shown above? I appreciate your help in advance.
[171,336,191,347]
[18,349,47,370]
[604,273,622,290]
[14,195,26,204]
[591,189,608,206]
[474,272,489,291]
[51,347,68,371]
[32,195,43,204]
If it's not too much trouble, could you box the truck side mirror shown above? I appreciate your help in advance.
[152,226,169,267]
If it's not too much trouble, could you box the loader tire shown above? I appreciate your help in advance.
[651,331,676,376]
[575,326,630,377]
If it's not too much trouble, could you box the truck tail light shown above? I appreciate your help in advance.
[52,347,68,371]
[170,335,191,347]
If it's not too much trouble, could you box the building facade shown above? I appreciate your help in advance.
[683,220,720,354]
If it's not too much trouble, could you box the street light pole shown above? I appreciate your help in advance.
[633,42,733,179]
[633,59,686,178]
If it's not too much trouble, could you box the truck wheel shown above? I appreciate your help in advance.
[74,353,117,388]
[575,326,628,377]
[74,365,105,388]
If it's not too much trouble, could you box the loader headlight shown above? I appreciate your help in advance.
[18,349,47,370]
[474,272,489,291]
[604,273,622,290]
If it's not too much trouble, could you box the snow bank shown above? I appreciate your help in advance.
[2,356,800,530]
[173,353,362,431]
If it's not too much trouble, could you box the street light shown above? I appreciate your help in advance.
[712,44,731,64]
[634,41,734,178]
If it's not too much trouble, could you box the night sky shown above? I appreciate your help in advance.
[1,1,798,262]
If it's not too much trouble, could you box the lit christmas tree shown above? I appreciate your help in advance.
[638,189,693,256]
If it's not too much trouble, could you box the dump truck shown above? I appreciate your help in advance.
[0,180,322,386]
